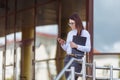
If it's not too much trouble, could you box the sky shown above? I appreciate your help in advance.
[94,0,120,53]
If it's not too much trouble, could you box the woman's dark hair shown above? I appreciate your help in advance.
[69,13,84,35]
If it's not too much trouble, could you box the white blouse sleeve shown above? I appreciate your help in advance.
[61,32,70,52]
[61,43,67,51]
[76,31,91,52]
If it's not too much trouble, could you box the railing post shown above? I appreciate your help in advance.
[67,75,71,80]
[82,55,86,80]
[110,65,113,80]
[93,62,96,80]
[71,66,75,80]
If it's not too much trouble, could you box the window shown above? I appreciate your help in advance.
[35,1,58,80]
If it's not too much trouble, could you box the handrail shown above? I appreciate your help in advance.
[55,58,83,80]
[95,65,120,80]
[55,58,74,80]
[55,54,120,80]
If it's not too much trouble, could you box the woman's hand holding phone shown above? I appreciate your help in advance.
[57,38,65,45]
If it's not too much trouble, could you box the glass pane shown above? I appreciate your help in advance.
[5,66,13,80]
[5,32,21,80]
[6,49,14,65]
[16,47,21,80]
[35,1,58,60]
[49,60,57,79]
[94,0,120,53]
[6,33,15,49]
[35,25,58,60]
[35,1,58,80]
[35,62,48,80]
[94,55,120,79]
[35,60,57,80]
[0,51,3,80]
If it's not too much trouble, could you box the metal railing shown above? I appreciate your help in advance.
[95,66,120,80]
[55,55,86,80]
[55,54,120,80]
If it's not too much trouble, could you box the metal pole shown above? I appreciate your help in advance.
[82,55,86,80]
[93,62,96,80]
[110,65,113,80]
[67,74,71,80]
[71,66,75,80]
[14,0,17,79]
[55,58,74,80]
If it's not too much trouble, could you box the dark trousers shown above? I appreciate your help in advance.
[64,55,82,80]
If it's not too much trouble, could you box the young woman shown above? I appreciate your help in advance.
[57,13,91,80]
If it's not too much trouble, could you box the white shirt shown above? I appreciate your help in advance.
[61,29,91,54]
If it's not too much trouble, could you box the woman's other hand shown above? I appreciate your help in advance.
[70,42,78,48]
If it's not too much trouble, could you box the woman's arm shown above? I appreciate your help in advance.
[76,35,91,52]
[57,38,67,51]
[70,30,91,52]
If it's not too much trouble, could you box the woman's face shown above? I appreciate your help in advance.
[68,19,76,30]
